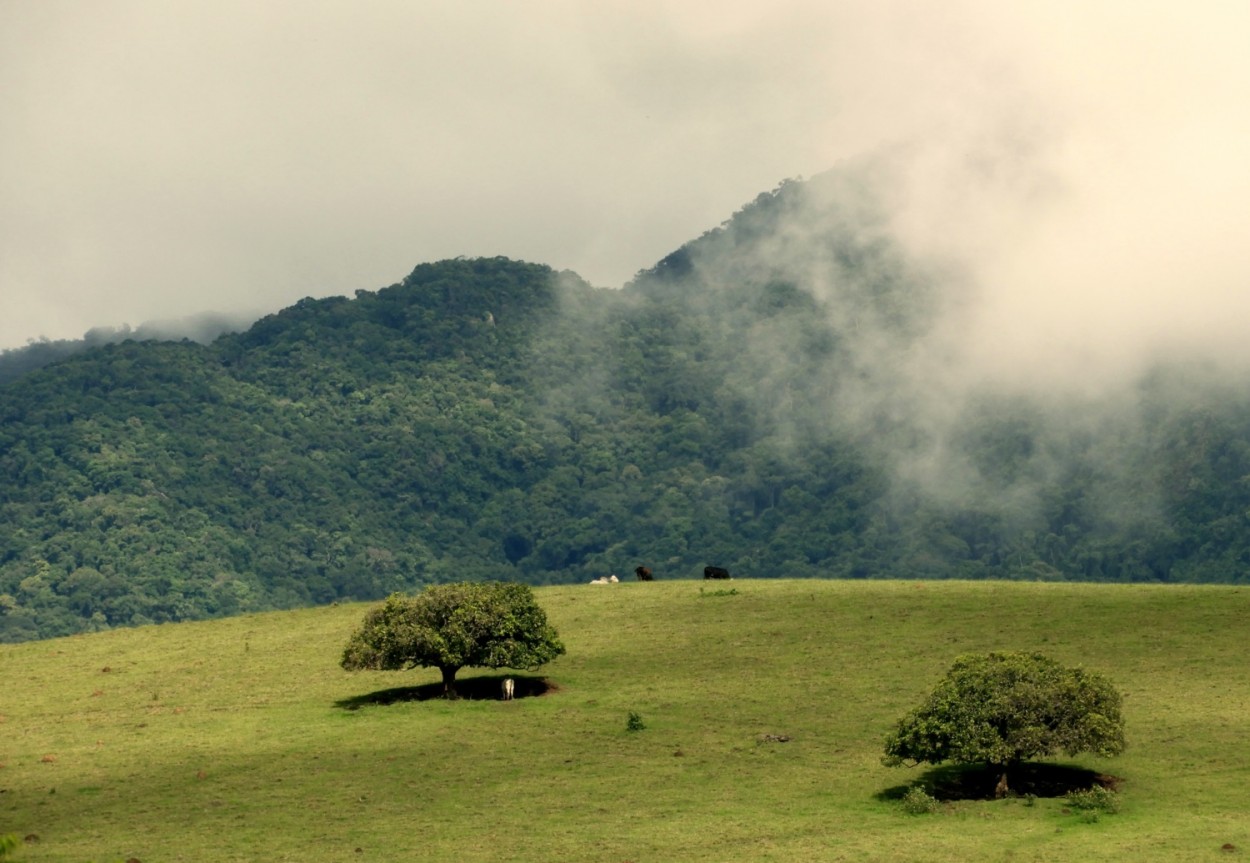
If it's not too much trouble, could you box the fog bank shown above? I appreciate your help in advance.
[3,0,1247,380]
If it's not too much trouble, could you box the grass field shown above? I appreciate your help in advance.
[2,579,1248,862]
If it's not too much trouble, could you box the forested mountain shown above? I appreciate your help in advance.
[3,173,1250,642]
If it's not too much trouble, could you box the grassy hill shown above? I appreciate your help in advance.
[2,579,1247,862]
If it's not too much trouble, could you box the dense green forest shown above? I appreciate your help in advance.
[0,312,253,386]
[3,173,1250,642]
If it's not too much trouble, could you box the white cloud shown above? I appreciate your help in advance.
[2,0,1249,386]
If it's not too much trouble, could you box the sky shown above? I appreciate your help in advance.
[3,2,1250,373]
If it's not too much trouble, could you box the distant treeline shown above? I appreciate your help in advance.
[0,312,256,386]
[3,176,1250,643]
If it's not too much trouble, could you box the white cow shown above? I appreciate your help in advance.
[502,678,515,700]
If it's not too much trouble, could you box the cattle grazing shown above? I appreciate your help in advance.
[502,678,515,700]
[703,566,731,580]
[634,566,653,581]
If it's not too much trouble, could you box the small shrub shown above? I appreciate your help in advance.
[698,588,738,598]
[900,786,940,815]
[1066,785,1120,815]
[625,711,646,732]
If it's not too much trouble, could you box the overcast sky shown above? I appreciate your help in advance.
[3,2,1250,373]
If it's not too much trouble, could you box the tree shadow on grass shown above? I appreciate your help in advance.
[335,675,555,710]
[877,762,1124,803]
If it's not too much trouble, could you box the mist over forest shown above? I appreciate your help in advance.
[2,164,1249,643]
[0,312,259,387]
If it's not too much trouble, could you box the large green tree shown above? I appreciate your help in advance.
[340,582,565,696]
[882,651,1126,797]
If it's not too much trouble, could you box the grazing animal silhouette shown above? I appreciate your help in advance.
[703,566,731,580]
[635,566,653,581]
[502,678,515,700]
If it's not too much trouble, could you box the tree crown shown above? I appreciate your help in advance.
[883,651,1126,770]
[341,582,565,676]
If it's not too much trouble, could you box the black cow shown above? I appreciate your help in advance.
[634,566,653,581]
[703,566,731,580]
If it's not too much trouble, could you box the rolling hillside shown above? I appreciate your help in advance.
[1,579,1247,862]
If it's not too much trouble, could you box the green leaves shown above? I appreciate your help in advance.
[883,652,1126,775]
[341,582,566,693]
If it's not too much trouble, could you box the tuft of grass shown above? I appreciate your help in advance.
[1,580,1248,861]
[625,710,646,732]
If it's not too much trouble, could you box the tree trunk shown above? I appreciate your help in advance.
[440,666,460,698]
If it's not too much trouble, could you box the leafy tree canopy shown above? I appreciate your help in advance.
[882,651,1125,796]
[341,581,565,696]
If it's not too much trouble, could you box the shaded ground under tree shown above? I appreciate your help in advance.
[878,762,1123,803]
[335,674,555,709]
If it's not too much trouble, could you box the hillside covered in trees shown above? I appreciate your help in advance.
[3,171,1250,641]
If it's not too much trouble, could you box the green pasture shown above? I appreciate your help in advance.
[1,579,1248,862]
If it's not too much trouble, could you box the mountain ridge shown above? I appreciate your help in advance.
[3,172,1249,642]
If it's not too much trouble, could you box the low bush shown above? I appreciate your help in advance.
[900,786,940,815]
[1066,785,1120,817]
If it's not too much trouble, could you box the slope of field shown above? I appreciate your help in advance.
[1,579,1247,862]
